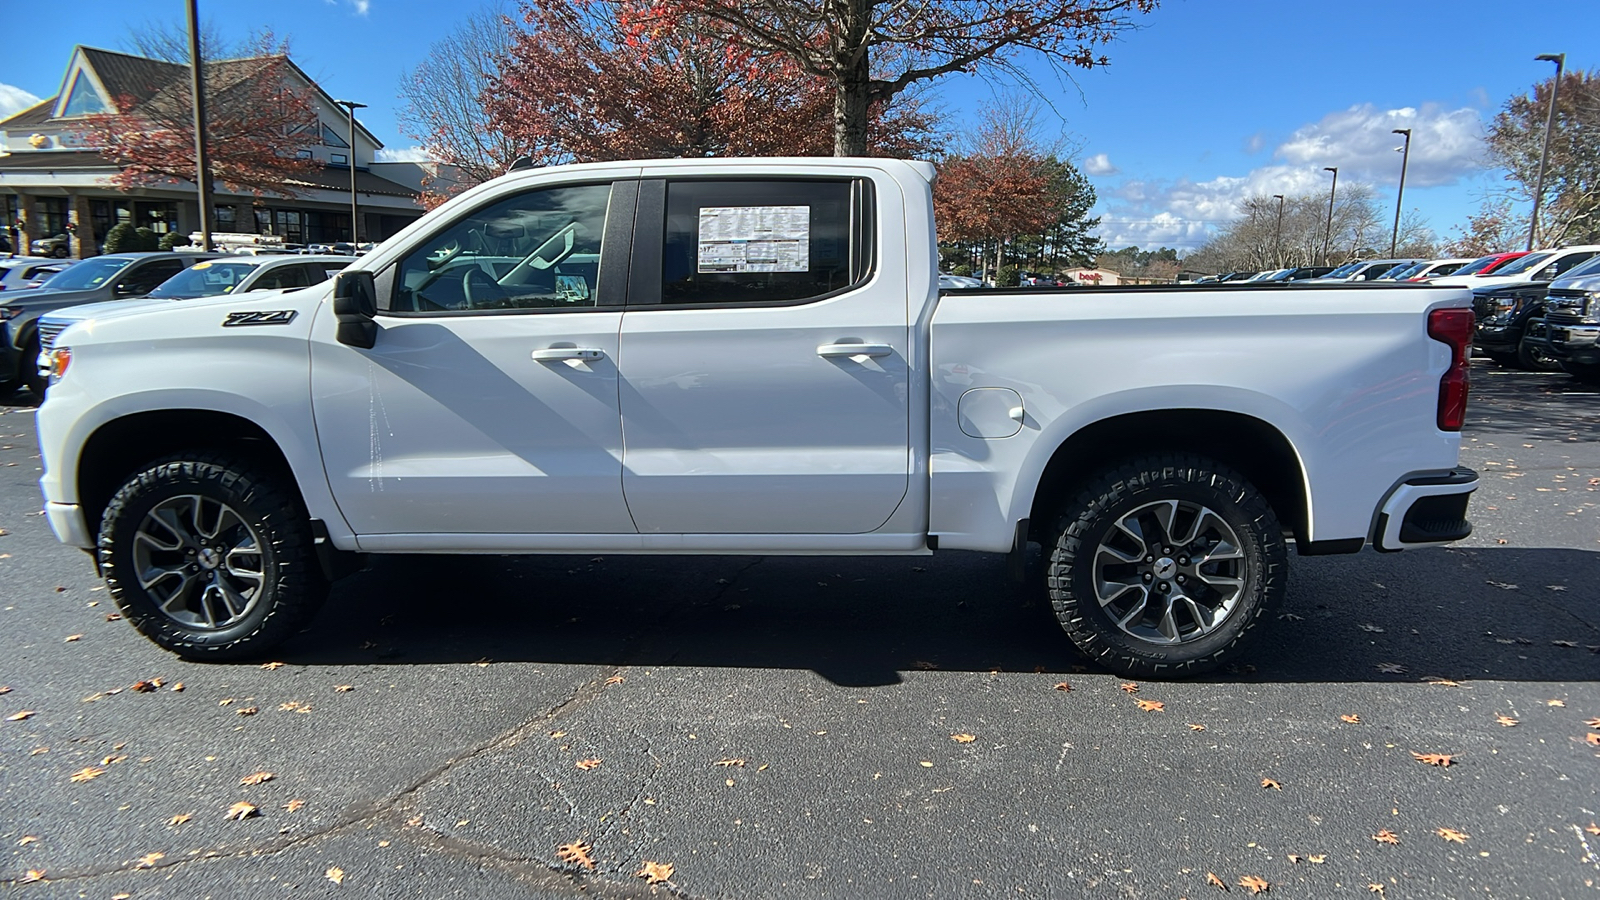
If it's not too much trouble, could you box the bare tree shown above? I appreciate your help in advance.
[123,17,273,62]
[397,3,520,197]
[649,0,1157,155]
[1486,68,1600,246]
[1184,183,1431,273]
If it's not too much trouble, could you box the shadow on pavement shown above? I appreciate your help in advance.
[1467,360,1600,442]
[275,544,1599,687]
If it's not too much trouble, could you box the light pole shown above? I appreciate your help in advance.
[187,0,215,251]
[335,99,367,245]
[1390,128,1411,257]
[1528,53,1565,250]
[1322,166,1338,265]
[1272,194,1285,267]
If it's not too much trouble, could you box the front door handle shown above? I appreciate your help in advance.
[817,342,894,359]
[532,347,605,362]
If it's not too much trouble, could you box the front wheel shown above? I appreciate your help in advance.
[99,455,328,660]
[1043,454,1288,677]
[50,246,69,259]
[1516,335,1561,372]
[22,334,46,399]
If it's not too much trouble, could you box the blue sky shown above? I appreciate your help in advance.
[3,0,1596,252]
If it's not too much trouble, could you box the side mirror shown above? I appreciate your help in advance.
[332,270,377,349]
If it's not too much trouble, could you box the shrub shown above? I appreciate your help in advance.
[996,265,1020,287]
[158,232,192,251]
[102,223,139,254]
[133,227,160,251]
[952,264,973,277]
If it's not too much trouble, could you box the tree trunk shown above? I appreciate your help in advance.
[831,0,872,156]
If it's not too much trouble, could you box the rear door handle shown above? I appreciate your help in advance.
[532,347,605,362]
[817,342,894,359]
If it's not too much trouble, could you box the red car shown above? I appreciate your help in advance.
[1450,251,1530,278]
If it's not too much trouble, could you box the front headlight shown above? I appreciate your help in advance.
[0,306,18,321]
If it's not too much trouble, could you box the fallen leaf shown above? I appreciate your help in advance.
[1341,714,1361,724]
[17,835,38,845]
[239,770,275,785]
[1548,699,1566,707]
[1412,752,1454,767]
[1120,682,1140,694]
[1436,827,1468,844]
[1585,823,1600,836]
[279,701,311,713]
[64,634,82,642]
[6,710,35,721]
[1307,855,1326,864]
[556,841,595,869]
[20,870,45,884]
[0,686,9,694]
[1585,717,1600,729]
[334,685,354,692]
[549,731,567,739]
[1188,723,1207,731]
[1052,682,1072,692]
[1553,640,1578,648]
[604,675,625,685]
[167,813,192,826]
[260,661,285,670]
[1372,829,1400,845]
[1369,885,1386,897]
[283,799,305,812]
[170,682,184,692]
[636,860,674,885]
[575,758,602,770]
[1238,875,1269,894]
[104,613,122,622]
[1287,854,1301,863]
[1261,777,1281,790]
[1359,623,1385,633]
[237,706,259,717]
[1584,733,1600,747]
[951,733,976,743]
[1205,871,1227,890]
[714,758,746,767]
[1135,699,1164,712]
[225,801,258,820]
[135,851,164,868]
[130,680,159,693]
[101,754,128,765]
[1376,662,1407,674]
[919,760,933,767]
[70,766,104,782]
[1425,678,1462,687]
[1496,715,1519,727]
[326,866,345,884]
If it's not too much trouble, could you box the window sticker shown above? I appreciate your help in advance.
[697,206,809,273]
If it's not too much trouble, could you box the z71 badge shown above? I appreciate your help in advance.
[223,310,298,327]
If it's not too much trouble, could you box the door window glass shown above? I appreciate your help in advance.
[118,260,186,295]
[251,264,311,291]
[659,179,867,305]
[391,183,612,313]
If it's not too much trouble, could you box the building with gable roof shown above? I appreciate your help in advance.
[0,46,434,258]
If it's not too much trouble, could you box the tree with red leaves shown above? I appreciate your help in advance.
[485,0,939,171]
[648,0,1158,155]
[82,37,321,198]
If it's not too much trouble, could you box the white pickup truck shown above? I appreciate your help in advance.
[34,158,1479,676]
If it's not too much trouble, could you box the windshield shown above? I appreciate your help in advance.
[1491,251,1554,276]
[36,257,132,291]
[1387,263,1426,280]
[147,261,262,299]
[1450,255,1500,276]
[1558,254,1600,281]
[1324,260,1364,278]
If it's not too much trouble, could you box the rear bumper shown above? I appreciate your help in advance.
[1373,468,1477,551]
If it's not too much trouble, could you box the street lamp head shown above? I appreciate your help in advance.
[1272,194,1284,201]
[1324,166,1337,174]
[1535,53,1564,64]
[335,99,368,110]
[1392,128,1411,137]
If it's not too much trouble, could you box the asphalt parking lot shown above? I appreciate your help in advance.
[1,360,1597,900]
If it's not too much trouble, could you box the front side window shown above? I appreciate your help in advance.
[118,260,187,295]
[659,179,868,306]
[251,264,311,291]
[1493,251,1553,276]
[391,182,611,314]
[1548,251,1598,278]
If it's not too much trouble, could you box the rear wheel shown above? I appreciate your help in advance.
[1043,453,1287,677]
[99,454,328,660]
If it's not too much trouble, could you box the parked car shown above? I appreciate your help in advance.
[938,274,984,290]
[33,255,354,382]
[34,157,1478,678]
[1448,252,1530,278]
[1349,259,1421,281]
[1523,257,1600,383]
[1432,245,1600,291]
[1253,266,1336,282]
[29,233,70,258]
[1401,259,1473,281]
[1464,249,1600,371]
[0,251,221,398]
[0,258,73,292]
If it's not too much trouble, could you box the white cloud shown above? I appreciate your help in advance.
[1094,102,1487,250]
[348,0,371,14]
[1082,153,1119,176]
[374,146,434,163]
[0,84,42,120]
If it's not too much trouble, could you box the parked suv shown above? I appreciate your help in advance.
[0,251,219,398]
[0,258,72,292]
[1529,259,1600,384]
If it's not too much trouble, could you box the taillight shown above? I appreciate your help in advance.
[1427,308,1473,431]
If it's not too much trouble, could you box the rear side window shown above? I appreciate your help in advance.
[658,179,872,306]
[252,265,310,291]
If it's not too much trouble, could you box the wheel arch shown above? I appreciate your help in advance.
[1024,408,1312,546]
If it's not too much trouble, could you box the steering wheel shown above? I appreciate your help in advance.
[462,267,509,309]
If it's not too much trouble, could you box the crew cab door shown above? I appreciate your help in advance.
[616,172,910,534]
[309,177,640,537]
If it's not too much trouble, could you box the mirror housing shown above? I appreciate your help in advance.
[332,270,377,349]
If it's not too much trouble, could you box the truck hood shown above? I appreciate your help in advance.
[1551,273,1600,294]
[1430,273,1535,289]
[53,287,312,349]
[43,297,175,326]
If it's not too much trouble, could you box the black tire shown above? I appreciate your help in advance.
[1483,350,1520,368]
[22,334,47,399]
[1516,335,1561,372]
[51,246,69,259]
[1560,361,1600,385]
[1043,453,1287,678]
[99,454,328,660]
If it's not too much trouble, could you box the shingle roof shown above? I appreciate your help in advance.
[0,149,418,199]
[0,150,115,170]
[80,47,186,111]
[0,98,58,128]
